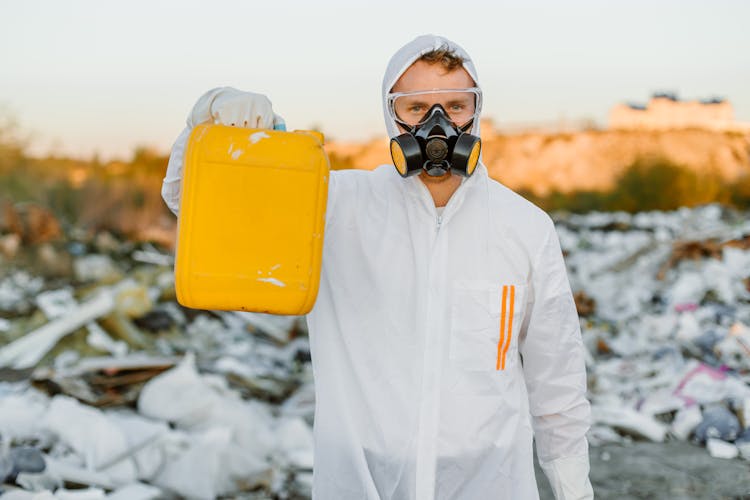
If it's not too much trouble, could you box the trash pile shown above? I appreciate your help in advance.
[557,204,750,460]
[0,205,315,499]
[0,201,749,499]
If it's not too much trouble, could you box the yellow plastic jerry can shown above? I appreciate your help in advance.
[174,124,330,315]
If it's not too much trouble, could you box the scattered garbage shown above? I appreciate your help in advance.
[0,219,315,499]
[0,289,116,369]
[693,404,742,443]
[706,438,739,459]
[30,354,178,407]
[560,204,750,465]
[0,446,45,484]
[0,202,749,498]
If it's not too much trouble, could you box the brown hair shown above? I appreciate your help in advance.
[417,44,465,72]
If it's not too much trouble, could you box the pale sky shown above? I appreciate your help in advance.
[2,0,749,160]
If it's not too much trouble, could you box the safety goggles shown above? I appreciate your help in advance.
[386,87,482,129]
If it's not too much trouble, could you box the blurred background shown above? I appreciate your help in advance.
[1,1,749,499]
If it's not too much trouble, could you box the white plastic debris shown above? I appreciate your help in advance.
[150,427,270,500]
[638,389,686,416]
[0,389,49,441]
[586,425,625,447]
[275,417,314,469]
[591,405,668,442]
[43,396,136,483]
[35,288,128,357]
[131,247,173,267]
[706,438,739,459]
[102,410,170,479]
[85,322,128,357]
[702,258,742,305]
[14,467,60,494]
[0,288,116,369]
[0,271,44,312]
[43,456,117,490]
[137,352,228,427]
[280,381,316,421]
[675,311,702,342]
[670,404,703,441]
[673,361,750,406]
[740,397,750,429]
[73,255,121,283]
[715,322,750,371]
[137,352,277,496]
[669,271,707,308]
[36,288,77,319]
[232,311,297,344]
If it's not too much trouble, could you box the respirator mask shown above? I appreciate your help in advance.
[387,87,482,178]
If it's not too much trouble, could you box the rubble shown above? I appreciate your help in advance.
[2,446,47,481]
[670,404,702,440]
[693,404,742,443]
[73,255,123,284]
[706,438,739,459]
[0,289,116,369]
[30,355,178,407]
[561,204,750,470]
[591,405,668,442]
[0,272,44,315]
[0,202,749,498]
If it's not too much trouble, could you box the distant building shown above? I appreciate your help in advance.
[609,92,750,133]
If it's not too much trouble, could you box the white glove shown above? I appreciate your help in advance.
[540,454,594,500]
[162,87,285,217]
[187,86,285,129]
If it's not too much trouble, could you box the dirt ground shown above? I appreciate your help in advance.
[535,441,750,500]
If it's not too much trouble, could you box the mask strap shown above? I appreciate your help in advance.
[393,116,417,133]
[459,119,474,132]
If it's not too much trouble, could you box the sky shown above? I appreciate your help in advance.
[1,0,749,160]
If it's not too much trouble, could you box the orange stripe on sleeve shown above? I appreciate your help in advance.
[496,285,508,370]
[501,285,515,370]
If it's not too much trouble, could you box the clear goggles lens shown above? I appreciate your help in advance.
[387,88,482,128]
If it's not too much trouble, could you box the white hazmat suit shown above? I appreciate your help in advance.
[162,34,593,500]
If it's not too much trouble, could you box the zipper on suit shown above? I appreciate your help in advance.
[415,211,446,499]
[411,177,468,499]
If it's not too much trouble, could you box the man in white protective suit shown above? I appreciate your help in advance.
[162,34,594,500]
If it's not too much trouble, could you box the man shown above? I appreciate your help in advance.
[162,34,593,500]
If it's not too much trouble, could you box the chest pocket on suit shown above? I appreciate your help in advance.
[449,280,527,372]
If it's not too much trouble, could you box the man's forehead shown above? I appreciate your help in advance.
[391,60,475,93]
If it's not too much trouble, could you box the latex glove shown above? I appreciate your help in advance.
[163,88,286,216]
[540,454,594,500]
[187,86,285,130]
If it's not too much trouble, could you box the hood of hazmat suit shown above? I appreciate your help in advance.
[305,34,593,499]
